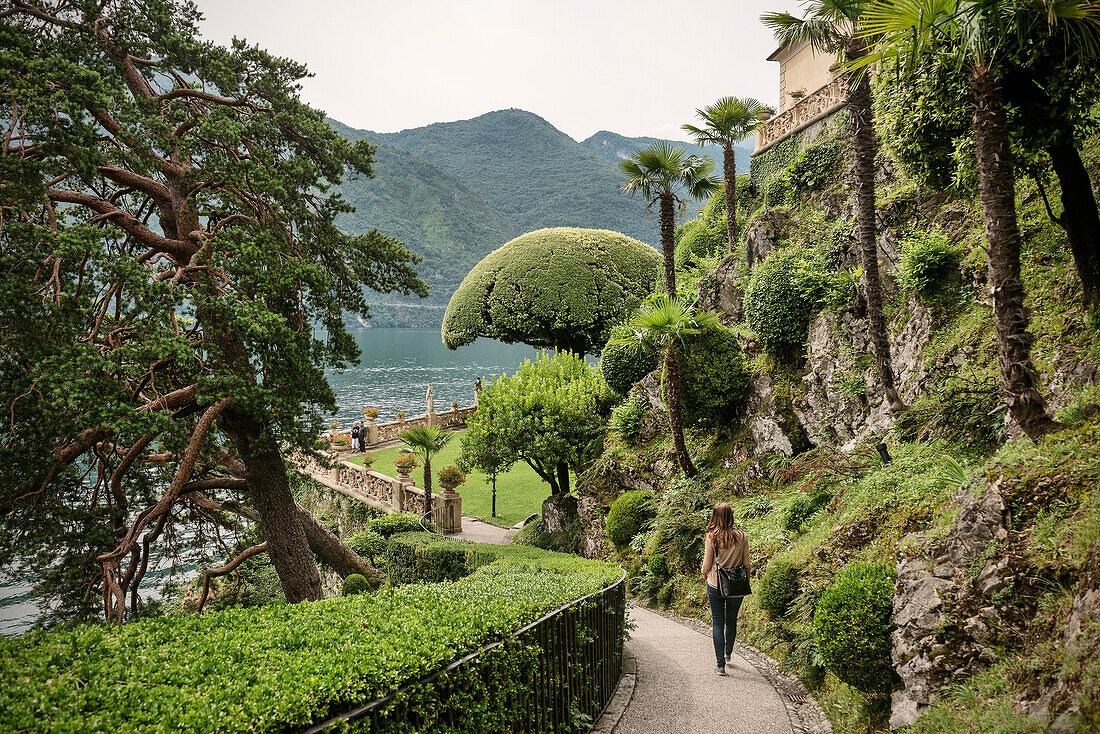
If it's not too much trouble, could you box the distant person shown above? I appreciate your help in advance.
[701,502,751,676]
[350,422,360,453]
[357,421,367,452]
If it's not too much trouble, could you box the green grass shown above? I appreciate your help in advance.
[349,431,550,526]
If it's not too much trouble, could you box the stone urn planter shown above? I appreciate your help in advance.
[437,466,466,496]
[394,453,418,480]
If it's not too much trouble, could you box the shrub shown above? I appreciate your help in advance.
[341,573,370,596]
[385,532,471,584]
[745,246,830,359]
[511,516,552,549]
[814,562,896,693]
[441,227,661,354]
[741,494,774,519]
[678,323,751,428]
[647,553,670,579]
[606,490,656,549]
[787,139,842,194]
[765,177,789,208]
[898,227,963,305]
[611,394,648,440]
[347,529,387,564]
[600,324,659,395]
[756,560,801,617]
[0,541,622,734]
[893,371,1004,451]
[782,488,832,532]
[370,512,424,538]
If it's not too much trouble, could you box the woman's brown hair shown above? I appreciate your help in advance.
[707,502,744,549]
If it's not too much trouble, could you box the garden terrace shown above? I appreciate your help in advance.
[0,538,624,734]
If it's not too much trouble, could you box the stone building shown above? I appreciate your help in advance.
[753,40,846,157]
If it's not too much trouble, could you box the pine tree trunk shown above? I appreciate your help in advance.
[723,146,739,254]
[848,66,905,412]
[296,506,383,583]
[222,408,323,602]
[664,347,696,478]
[971,65,1060,440]
[659,193,677,294]
[1048,140,1100,311]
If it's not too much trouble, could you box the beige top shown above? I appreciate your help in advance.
[701,530,751,589]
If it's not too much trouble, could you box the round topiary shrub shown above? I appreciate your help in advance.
[341,573,370,596]
[347,529,387,563]
[370,512,423,538]
[745,246,830,359]
[813,562,896,693]
[442,227,661,355]
[756,559,801,617]
[606,490,656,549]
[600,324,659,395]
[677,323,750,428]
[647,552,670,579]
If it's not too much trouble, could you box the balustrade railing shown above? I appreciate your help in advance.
[754,76,847,156]
[297,571,627,733]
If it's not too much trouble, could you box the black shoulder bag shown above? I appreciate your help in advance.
[715,561,752,598]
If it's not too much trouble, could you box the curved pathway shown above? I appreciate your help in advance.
[607,605,795,734]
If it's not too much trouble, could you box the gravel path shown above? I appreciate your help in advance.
[444,516,516,544]
[611,605,793,734]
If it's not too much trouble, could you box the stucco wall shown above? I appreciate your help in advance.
[775,41,834,112]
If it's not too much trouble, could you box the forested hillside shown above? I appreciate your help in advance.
[581,130,753,173]
[328,110,725,325]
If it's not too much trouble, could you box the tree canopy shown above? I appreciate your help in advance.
[441,227,660,354]
[0,0,424,620]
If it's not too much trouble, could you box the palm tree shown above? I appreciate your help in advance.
[682,96,768,254]
[400,426,453,523]
[613,295,719,478]
[763,1,907,413]
[858,0,1100,439]
[619,142,721,295]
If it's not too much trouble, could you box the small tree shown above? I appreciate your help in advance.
[619,143,721,295]
[612,296,719,478]
[399,426,452,523]
[682,97,767,253]
[460,351,606,532]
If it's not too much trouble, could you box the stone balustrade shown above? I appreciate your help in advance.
[327,404,478,448]
[293,451,463,534]
[753,76,847,156]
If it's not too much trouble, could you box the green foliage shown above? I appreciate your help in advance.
[787,139,842,194]
[385,532,472,584]
[606,490,657,549]
[893,371,1005,451]
[898,227,965,306]
[782,488,833,532]
[741,494,774,519]
[0,539,621,734]
[745,246,831,359]
[611,395,649,440]
[814,562,896,693]
[369,512,424,538]
[647,552,670,579]
[511,517,552,549]
[757,560,801,617]
[346,529,387,564]
[600,324,659,395]
[765,177,790,208]
[460,351,608,496]
[678,323,751,428]
[442,227,661,354]
[341,573,370,596]
[674,187,728,269]
[750,132,802,208]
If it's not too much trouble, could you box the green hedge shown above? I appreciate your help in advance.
[678,324,750,428]
[745,246,830,360]
[756,559,801,617]
[814,562,896,693]
[0,539,621,734]
[600,324,659,395]
[370,512,424,538]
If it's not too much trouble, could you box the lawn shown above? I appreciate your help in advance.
[348,432,550,526]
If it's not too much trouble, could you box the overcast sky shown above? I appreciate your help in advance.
[194,1,804,142]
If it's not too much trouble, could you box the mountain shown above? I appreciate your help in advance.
[580,131,754,174]
[329,109,721,325]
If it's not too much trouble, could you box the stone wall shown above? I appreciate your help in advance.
[329,404,477,447]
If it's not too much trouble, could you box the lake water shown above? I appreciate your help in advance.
[0,328,540,635]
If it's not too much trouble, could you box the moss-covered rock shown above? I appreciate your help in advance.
[442,227,661,354]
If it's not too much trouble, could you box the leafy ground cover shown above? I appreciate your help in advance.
[349,431,548,526]
[0,540,620,734]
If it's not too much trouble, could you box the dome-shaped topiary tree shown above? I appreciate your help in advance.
[442,228,661,355]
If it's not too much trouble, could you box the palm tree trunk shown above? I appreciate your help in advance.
[423,455,433,523]
[1048,140,1100,311]
[664,347,696,478]
[971,65,1060,440]
[848,66,905,413]
[723,146,739,254]
[659,193,677,294]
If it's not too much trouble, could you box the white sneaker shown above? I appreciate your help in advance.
[715,665,726,676]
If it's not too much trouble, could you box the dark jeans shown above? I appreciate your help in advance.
[707,584,743,667]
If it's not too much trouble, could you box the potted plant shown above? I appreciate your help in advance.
[361,407,379,422]
[330,434,352,453]
[394,452,419,478]
[396,410,407,422]
[451,400,459,411]
[789,87,807,99]
[361,451,376,468]
[758,106,775,120]
[437,465,466,491]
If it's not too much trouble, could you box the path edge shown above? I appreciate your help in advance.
[591,643,637,733]
[630,601,833,734]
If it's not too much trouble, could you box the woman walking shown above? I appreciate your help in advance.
[701,502,751,676]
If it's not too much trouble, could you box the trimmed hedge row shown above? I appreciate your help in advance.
[0,536,621,734]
